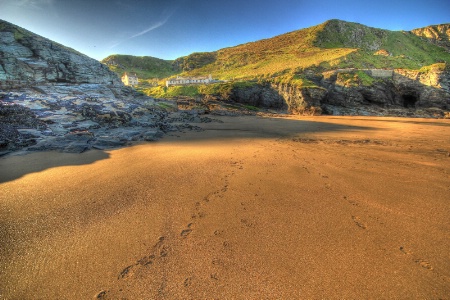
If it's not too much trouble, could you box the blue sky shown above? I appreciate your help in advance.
[1,0,449,61]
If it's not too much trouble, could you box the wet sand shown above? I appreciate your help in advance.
[1,115,449,299]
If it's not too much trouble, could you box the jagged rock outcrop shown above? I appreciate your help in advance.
[228,83,284,108]
[0,84,218,154]
[412,24,450,52]
[223,66,450,117]
[274,84,326,114]
[0,19,120,87]
[320,67,449,114]
[0,84,161,153]
[0,20,215,155]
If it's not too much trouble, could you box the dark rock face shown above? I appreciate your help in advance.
[0,84,220,154]
[275,84,326,114]
[225,68,450,117]
[0,103,44,151]
[229,83,285,109]
[0,20,120,87]
[0,84,160,153]
[0,20,224,155]
[321,68,448,108]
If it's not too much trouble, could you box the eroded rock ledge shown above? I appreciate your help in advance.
[200,67,450,117]
[0,84,219,155]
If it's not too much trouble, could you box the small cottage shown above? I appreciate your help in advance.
[121,72,138,86]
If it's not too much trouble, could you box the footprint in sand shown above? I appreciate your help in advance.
[93,290,108,299]
[415,258,433,270]
[399,246,433,270]
[240,218,256,228]
[352,216,367,229]
[344,196,360,207]
[181,223,194,238]
[399,246,412,255]
[118,236,168,280]
[118,265,135,279]
[212,258,224,266]
[183,277,192,287]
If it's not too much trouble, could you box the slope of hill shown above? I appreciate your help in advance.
[102,54,178,80]
[411,24,450,52]
[103,20,450,116]
[0,19,120,86]
[0,19,183,154]
[177,19,450,80]
[108,20,450,83]
[177,21,357,80]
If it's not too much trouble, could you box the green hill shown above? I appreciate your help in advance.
[101,54,178,80]
[178,20,450,80]
[103,19,450,84]
[411,23,450,52]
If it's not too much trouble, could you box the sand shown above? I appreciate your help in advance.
[1,115,449,299]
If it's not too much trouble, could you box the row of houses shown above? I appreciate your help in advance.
[165,74,214,87]
[121,73,217,88]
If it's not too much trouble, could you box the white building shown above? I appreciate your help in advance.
[166,74,213,87]
[121,73,138,86]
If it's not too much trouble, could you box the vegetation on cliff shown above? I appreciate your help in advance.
[102,54,178,80]
[412,24,450,52]
[142,81,260,99]
[102,19,450,109]
[106,20,450,87]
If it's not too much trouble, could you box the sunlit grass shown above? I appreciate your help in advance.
[107,19,450,95]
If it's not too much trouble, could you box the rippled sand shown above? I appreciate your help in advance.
[1,115,449,299]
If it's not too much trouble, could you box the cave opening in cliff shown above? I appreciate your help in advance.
[402,94,418,108]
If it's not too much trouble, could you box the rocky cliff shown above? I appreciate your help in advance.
[412,24,450,52]
[0,19,120,87]
[0,20,214,155]
[217,65,450,117]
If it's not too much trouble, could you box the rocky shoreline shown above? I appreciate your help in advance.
[3,82,450,157]
[0,84,227,156]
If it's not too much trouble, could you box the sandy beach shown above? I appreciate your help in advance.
[1,115,449,299]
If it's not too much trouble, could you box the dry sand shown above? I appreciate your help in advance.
[1,115,449,299]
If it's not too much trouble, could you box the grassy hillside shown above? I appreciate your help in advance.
[173,52,217,72]
[411,23,450,52]
[178,22,357,80]
[171,20,450,81]
[101,54,178,80]
[314,20,450,69]
[103,20,450,90]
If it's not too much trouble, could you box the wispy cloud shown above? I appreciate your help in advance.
[130,15,172,38]
[109,6,177,49]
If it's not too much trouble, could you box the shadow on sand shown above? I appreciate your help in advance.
[0,149,110,184]
[164,115,375,142]
[0,115,374,184]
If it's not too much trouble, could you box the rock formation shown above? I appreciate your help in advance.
[215,66,450,117]
[412,24,450,52]
[0,20,214,155]
[0,19,120,87]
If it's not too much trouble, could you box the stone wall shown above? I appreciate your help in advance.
[368,69,393,78]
